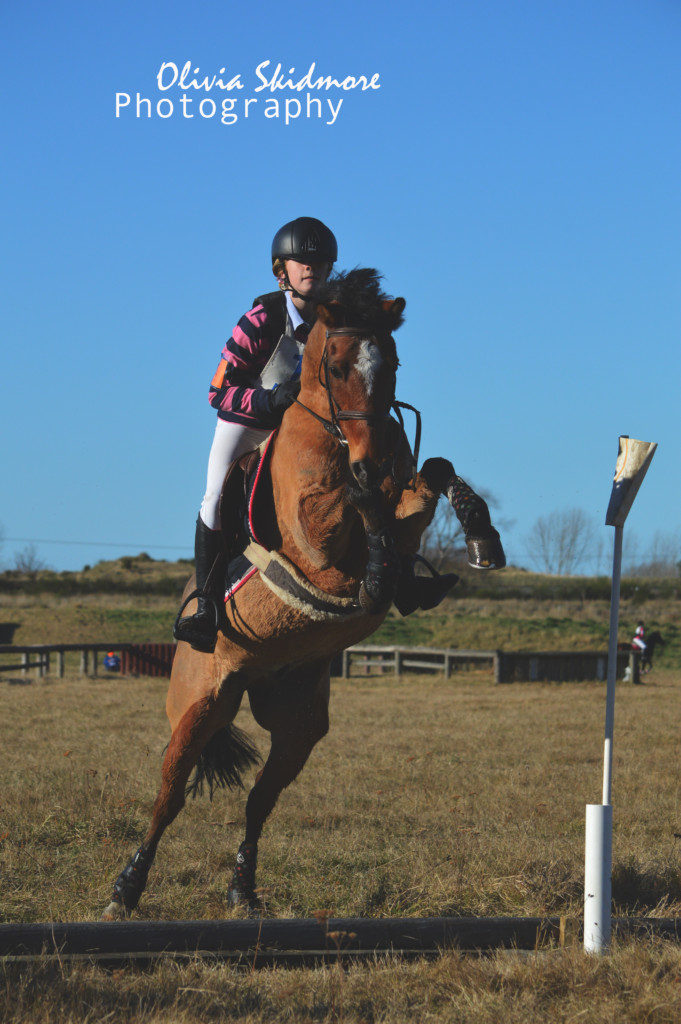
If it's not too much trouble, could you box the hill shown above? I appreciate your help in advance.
[0,554,678,666]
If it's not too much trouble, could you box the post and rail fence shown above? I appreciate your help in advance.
[0,643,175,679]
[0,643,640,684]
[332,645,639,684]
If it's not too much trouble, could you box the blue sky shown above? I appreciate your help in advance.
[2,0,679,572]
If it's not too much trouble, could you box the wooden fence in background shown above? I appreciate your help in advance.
[0,643,175,679]
[0,644,640,684]
[332,645,640,684]
[331,645,498,678]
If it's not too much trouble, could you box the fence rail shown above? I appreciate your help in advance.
[333,645,497,679]
[333,645,641,683]
[0,643,176,679]
[1,643,641,684]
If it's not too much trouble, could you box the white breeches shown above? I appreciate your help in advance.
[632,637,647,653]
[199,419,271,531]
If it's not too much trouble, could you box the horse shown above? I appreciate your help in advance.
[638,630,665,673]
[101,269,503,919]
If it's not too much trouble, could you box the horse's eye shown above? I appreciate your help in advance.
[329,365,343,380]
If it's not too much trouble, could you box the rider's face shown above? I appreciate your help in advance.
[282,258,331,298]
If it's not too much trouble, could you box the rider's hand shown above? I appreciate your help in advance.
[261,378,301,426]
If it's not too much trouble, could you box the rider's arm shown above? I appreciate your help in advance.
[208,305,279,425]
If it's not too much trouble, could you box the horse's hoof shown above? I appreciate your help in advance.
[228,886,265,916]
[466,532,506,570]
[100,900,129,922]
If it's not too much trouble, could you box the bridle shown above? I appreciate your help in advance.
[292,326,421,476]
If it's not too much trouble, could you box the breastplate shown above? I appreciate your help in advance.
[257,309,306,389]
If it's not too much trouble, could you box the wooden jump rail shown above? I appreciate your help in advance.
[0,915,678,963]
[0,643,175,679]
[494,649,640,684]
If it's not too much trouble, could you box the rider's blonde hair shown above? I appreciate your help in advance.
[272,257,288,290]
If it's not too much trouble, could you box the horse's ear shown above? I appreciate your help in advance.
[382,297,406,329]
[316,302,343,327]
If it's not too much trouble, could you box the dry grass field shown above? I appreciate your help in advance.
[2,663,681,1021]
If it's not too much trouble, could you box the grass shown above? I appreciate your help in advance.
[2,666,681,1020]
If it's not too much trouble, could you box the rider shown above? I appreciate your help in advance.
[632,621,647,654]
[174,216,336,653]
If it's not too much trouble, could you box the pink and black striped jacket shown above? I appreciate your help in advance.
[209,292,308,427]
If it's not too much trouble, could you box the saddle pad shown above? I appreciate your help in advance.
[224,552,258,603]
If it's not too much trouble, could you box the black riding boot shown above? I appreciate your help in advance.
[394,556,459,617]
[173,517,224,653]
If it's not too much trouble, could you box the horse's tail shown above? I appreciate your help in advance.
[186,724,261,800]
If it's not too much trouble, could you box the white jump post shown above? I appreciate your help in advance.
[584,436,657,953]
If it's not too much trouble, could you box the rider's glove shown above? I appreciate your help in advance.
[260,378,301,427]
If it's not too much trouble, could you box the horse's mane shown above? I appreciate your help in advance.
[316,268,405,333]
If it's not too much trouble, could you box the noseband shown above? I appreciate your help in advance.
[293,326,421,471]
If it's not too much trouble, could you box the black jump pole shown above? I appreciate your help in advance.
[0,916,561,959]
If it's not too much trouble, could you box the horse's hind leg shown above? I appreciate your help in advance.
[101,694,227,920]
[228,663,330,912]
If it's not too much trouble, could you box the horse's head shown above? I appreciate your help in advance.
[298,269,404,492]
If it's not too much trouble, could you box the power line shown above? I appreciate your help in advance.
[4,537,190,552]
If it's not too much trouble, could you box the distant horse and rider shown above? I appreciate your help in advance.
[619,621,665,678]
[101,268,505,919]
[629,621,665,674]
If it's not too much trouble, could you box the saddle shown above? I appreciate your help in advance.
[218,431,279,602]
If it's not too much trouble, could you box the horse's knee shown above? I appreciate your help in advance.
[419,457,454,494]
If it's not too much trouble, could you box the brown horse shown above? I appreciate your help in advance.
[101,269,500,919]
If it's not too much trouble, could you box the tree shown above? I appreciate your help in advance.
[13,543,48,577]
[419,501,466,572]
[524,508,596,575]
[628,529,681,578]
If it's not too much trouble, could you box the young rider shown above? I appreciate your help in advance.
[174,216,337,653]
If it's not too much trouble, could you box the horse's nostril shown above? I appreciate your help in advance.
[351,461,365,483]
[351,460,376,488]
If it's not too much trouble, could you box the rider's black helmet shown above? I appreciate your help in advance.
[271,217,338,265]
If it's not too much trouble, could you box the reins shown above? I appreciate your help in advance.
[292,327,422,471]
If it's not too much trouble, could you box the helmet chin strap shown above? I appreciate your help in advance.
[277,267,306,302]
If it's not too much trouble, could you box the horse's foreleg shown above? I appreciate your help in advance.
[389,458,462,615]
[395,456,506,570]
[101,695,223,920]
[229,668,330,913]
[393,457,453,554]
